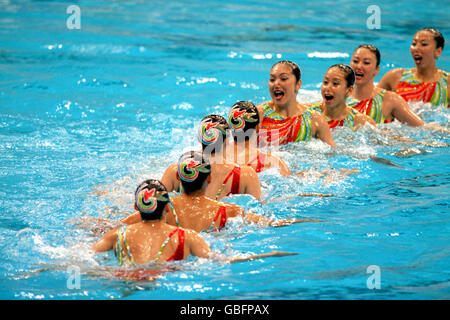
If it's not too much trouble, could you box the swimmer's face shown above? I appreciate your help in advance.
[410,30,443,67]
[269,64,301,106]
[321,67,352,108]
[351,48,380,85]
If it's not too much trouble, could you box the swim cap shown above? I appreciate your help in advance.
[228,101,259,132]
[228,101,259,142]
[134,179,170,219]
[177,151,211,194]
[197,115,229,152]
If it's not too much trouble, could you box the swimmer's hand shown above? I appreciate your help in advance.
[370,156,402,168]
[262,193,333,204]
[270,218,322,227]
[228,251,298,264]
[244,212,321,227]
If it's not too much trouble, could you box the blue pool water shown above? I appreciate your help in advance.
[0,0,449,300]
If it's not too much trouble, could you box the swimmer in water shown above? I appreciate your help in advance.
[256,60,336,147]
[227,101,291,176]
[226,100,359,182]
[309,64,377,131]
[378,28,449,108]
[161,114,262,201]
[92,179,297,267]
[121,151,318,232]
[349,44,449,135]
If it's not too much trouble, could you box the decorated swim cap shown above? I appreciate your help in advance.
[197,115,229,146]
[228,101,259,132]
[177,151,211,183]
[134,180,170,215]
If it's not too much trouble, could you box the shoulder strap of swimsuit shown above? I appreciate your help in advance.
[152,227,184,263]
[308,101,323,112]
[399,68,422,84]
[216,165,241,199]
[166,228,185,261]
[208,204,227,231]
[215,169,235,200]
[168,196,180,227]
[114,226,136,266]
[229,166,240,195]
[256,152,266,172]
[247,153,265,173]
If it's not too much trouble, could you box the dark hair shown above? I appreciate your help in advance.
[419,28,445,49]
[356,44,381,67]
[134,179,170,221]
[177,151,211,195]
[271,60,301,83]
[328,64,355,87]
[228,101,260,141]
[197,114,229,155]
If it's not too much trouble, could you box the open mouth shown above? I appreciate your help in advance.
[273,90,285,99]
[355,72,364,79]
[413,55,423,63]
[324,94,334,102]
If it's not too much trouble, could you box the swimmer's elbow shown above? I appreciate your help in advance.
[91,240,109,253]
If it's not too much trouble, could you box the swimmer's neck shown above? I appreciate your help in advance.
[353,80,376,100]
[322,101,349,120]
[180,189,207,198]
[413,65,439,83]
[271,99,302,117]
[141,218,165,229]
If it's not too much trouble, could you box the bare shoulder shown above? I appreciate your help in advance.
[310,108,324,119]
[183,227,204,242]
[310,109,327,127]
[378,68,404,90]
[221,201,244,218]
[240,163,258,178]
[383,89,404,104]
[160,162,178,190]
[161,162,177,177]
[383,68,404,79]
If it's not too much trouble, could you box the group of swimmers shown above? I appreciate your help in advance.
[90,28,449,278]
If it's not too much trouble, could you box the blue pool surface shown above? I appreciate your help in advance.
[0,0,449,300]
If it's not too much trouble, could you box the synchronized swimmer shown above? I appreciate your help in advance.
[90,27,449,277]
